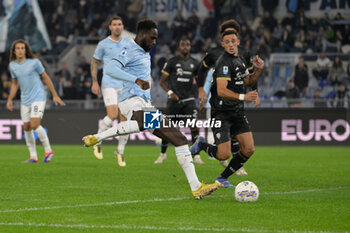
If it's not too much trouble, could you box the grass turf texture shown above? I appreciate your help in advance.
[0,145,349,233]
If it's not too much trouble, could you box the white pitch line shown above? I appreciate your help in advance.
[0,222,348,233]
[0,186,349,213]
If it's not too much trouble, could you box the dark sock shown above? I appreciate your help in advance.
[202,142,218,159]
[161,140,168,154]
[220,151,249,179]
[231,140,240,153]
[191,129,199,144]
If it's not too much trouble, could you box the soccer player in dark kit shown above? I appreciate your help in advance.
[191,29,264,187]
[154,38,204,165]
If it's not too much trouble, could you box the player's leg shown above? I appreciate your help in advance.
[154,139,168,164]
[231,138,248,176]
[22,104,38,163]
[29,102,54,163]
[115,112,128,167]
[94,88,120,159]
[83,97,145,146]
[186,101,204,164]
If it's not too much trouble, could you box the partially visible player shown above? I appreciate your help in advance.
[6,39,65,163]
[154,38,204,165]
[191,30,264,187]
[90,16,130,166]
[83,19,220,199]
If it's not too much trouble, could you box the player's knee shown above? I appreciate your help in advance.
[23,124,31,131]
[176,134,188,146]
[107,113,117,121]
[131,110,144,130]
[216,150,231,160]
[30,122,40,130]
[241,145,255,157]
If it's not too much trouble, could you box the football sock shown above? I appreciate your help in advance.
[161,139,168,153]
[175,145,201,191]
[221,151,249,179]
[34,126,52,153]
[202,142,218,159]
[24,130,37,160]
[190,129,199,144]
[117,135,129,154]
[231,140,240,153]
[95,120,140,141]
[98,116,113,133]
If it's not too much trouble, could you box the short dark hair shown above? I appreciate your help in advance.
[221,30,238,39]
[109,16,122,25]
[177,36,190,47]
[136,18,157,33]
[219,19,240,35]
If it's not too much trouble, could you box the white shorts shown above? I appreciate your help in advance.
[102,88,122,107]
[119,96,153,120]
[20,101,46,123]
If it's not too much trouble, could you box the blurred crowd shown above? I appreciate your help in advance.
[0,0,349,107]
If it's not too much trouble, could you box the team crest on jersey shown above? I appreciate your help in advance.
[120,50,127,56]
[190,64,194,68]
[223,66,228,75]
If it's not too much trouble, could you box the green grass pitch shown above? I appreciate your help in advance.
[0,145,349,233]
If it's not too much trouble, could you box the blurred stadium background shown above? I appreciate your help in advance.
[0,0,349,145]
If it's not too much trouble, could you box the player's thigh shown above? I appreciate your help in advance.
[102,88,120,108]
[20,104,31,124]
[30,118,41,130]
[235,132,255,157]
[182,100,198,120]
[28,101,45,129]
[119,97,152,120]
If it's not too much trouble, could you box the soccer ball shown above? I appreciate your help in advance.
[234,181,259,202]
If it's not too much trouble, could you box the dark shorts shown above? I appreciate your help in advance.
[211,109,251,145]
[165,99,198,121]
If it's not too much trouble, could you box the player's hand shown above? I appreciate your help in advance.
[245,90,258,102]
[170,93,179,101]
[53,95,66,106]
[91,81,100,95]
[254,94,260,108]
[252,55,264,69]
[6,100,13,111]
[135,78,150,90]
[199,101,205,113]
[198,87,208,103]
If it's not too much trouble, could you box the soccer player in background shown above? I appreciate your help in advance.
[83,19,220,199]
[196,19,260,176]
[191,30,264,187]
[154,38,204,165]
[90,16,131,166]
[6,39,65,163]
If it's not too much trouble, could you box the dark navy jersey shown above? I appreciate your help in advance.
[210,52,249,112]
[162,55,199,99]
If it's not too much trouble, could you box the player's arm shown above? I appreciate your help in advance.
[91,57,102,95]
[41,72,65,106]
[160,72,179,101]
[197,59,211,103]
[6,78,19,111]
[244,55,264,87]
[217,79,257,102]
[105,59,149,90]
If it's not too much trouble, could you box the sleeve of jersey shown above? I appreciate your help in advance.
[216,61,231,81]
[105,59,137,83]
[9,64,16,79]
[93,42,103,60]
[203,68,214,95]
[36,59,45,74]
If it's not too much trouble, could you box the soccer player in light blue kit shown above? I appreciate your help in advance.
[90,16,131,166]
[83,19,220,199]
[6,39,65,163]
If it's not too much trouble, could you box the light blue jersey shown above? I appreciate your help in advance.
[9,58,46,105]
[113,40,151,102]
[204,68,214,108]
[93,37,133,89]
